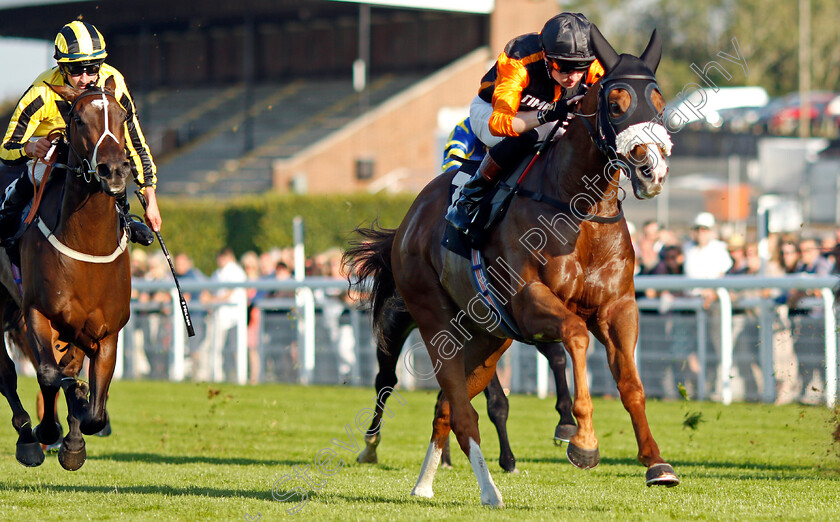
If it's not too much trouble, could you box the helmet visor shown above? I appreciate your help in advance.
[546,57,592,73]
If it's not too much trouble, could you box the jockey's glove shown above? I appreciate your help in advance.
[537,101,571,125]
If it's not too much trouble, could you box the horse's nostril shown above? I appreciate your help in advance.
[640,165,652,179]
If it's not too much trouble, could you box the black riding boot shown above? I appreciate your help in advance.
[0,174,34,243]
[445,154,503,234]
[116,193,154,246]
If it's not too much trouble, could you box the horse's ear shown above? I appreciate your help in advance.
[45,82,79,103]
[640,29,662,73]
[104,75,117,95]
[590,24,619,73]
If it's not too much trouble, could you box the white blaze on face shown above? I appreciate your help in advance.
[615,122,672,184]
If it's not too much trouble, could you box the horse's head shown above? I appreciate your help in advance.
[590,26,672,200]
[48,76,131,196]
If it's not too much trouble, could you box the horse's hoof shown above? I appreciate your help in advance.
[58,441,86,471]
[553,423,578,444]
[94,420,112,437]
[32,423,60,446]
[645,463,680,487]
[356,433,380,464]
[499,455,516,473]
[411,485,434,498]
[16,441,45,467]
[480,488,505,508]
[567,442,600,470]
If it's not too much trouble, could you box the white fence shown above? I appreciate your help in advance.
[99,275,839,407]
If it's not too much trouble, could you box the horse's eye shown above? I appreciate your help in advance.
[609,102,622,116]
[73,115,84,126]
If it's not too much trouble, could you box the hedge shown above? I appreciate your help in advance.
[141,192,417,274]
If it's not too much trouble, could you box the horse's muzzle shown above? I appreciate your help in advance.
[97,161,130,195]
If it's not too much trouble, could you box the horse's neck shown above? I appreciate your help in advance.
[58,179,117,240]
[542,129,622,216]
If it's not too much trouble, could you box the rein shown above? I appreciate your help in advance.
[26,87,128,263]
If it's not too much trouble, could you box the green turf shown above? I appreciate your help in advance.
[0,377,838,520]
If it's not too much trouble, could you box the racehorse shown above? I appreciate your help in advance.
[347,293,576,473]
[0,77,131,470]
[345,26,678,506]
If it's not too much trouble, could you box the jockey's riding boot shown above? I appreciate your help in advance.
[116,193,154,246]
[445,154,504,234]
[0,174,34,242]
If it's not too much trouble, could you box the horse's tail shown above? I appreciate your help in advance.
[343,220,405,347]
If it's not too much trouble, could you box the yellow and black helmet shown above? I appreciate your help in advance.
[54,21,107,64]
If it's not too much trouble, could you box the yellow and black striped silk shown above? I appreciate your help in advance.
[0,65,156,188]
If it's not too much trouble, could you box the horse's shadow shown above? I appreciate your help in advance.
[0,481,274,501]
[88,451,309,467]
[517,455,831,481]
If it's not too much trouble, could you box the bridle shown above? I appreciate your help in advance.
[55,88,124,183]
[575,72,671,166]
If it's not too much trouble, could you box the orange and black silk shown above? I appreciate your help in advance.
[478,32,604,137]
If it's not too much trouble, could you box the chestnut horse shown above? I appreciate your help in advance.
[0,77,131,470]
[345,27,678,506]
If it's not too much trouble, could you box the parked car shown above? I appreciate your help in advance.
[757,91,838,135]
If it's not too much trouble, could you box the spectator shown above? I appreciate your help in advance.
[683,212,732,306]
[173,252,206,377]
[795,238,832,276]
[726,234,747,274]
[638,220,663,275]
[790,237,832,404]
[198,248,247,382]
[240,251,262,385]
[773,239,802,404]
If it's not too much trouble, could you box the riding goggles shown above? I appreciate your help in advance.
[546,58,591,73]
[64,63,101,76]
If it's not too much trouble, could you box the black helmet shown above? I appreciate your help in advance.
[540,13,595,65]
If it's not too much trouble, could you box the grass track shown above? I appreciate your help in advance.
[0,378,838,520]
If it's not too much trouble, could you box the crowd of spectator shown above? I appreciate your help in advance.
[128,245,351,385]
[630,212,839,405]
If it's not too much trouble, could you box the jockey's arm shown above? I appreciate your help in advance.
[140,186,162,232]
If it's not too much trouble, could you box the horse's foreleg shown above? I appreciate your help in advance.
[411,395,451,499]
[597,299,679,487]
[0,334,43,466]
[483,373,516,472]
[27,311,62,447]
[81,334,117,435]
[535,342,577,442]
[57,346,87,471]
[562,324,600,470]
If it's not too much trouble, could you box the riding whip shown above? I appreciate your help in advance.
[135,190,195,337]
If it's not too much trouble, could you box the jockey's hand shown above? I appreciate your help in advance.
[537,101,570,125]
[142,186,163,232]
[24,137,54,160]
[566,93,586,108]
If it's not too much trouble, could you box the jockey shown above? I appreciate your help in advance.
[445,12,604,235]
[0,20,160,246]
[441,116,486,173]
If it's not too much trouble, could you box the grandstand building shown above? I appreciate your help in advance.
[0,0,558,197]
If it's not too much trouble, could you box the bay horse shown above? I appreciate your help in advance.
[345,26,678,506]
[0,76,131,470]
[349,300,576,473]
